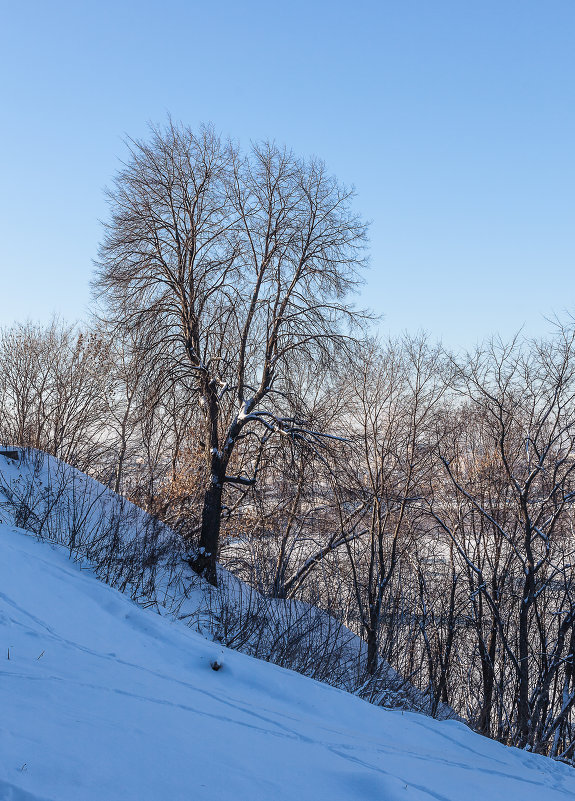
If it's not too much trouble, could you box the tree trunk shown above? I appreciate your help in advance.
[477,622,497,736]
[517,576,532,747]
[366,626,378,675]
[189,383,224,586]
[190,476,223,586]
[114,424,128,494]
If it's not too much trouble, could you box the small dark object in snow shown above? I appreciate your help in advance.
[210,659,223,671]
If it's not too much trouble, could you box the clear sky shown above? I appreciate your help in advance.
[1,0,573,349]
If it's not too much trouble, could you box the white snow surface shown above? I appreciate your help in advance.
[1,525,575,800]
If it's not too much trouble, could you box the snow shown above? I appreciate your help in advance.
[1,525,575,800]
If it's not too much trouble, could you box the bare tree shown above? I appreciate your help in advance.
[94,121,369,584]
[431,327,575,751]
[341,335,448,674]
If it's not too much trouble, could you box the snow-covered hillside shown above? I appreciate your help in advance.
[0,449,439,716]
[2,524,575,800]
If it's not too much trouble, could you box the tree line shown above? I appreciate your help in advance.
[2,121,575,759]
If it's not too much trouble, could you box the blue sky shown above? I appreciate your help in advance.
[1,0,573,348]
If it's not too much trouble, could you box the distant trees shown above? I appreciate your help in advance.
[431,331,575,753]
[341,336,448,675]
[0,319,110,469]
[94,121,369,584]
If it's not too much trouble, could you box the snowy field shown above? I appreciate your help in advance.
[1,524,575,800]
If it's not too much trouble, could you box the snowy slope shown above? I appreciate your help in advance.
[0,450,437,715]
[1,526,575,801]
